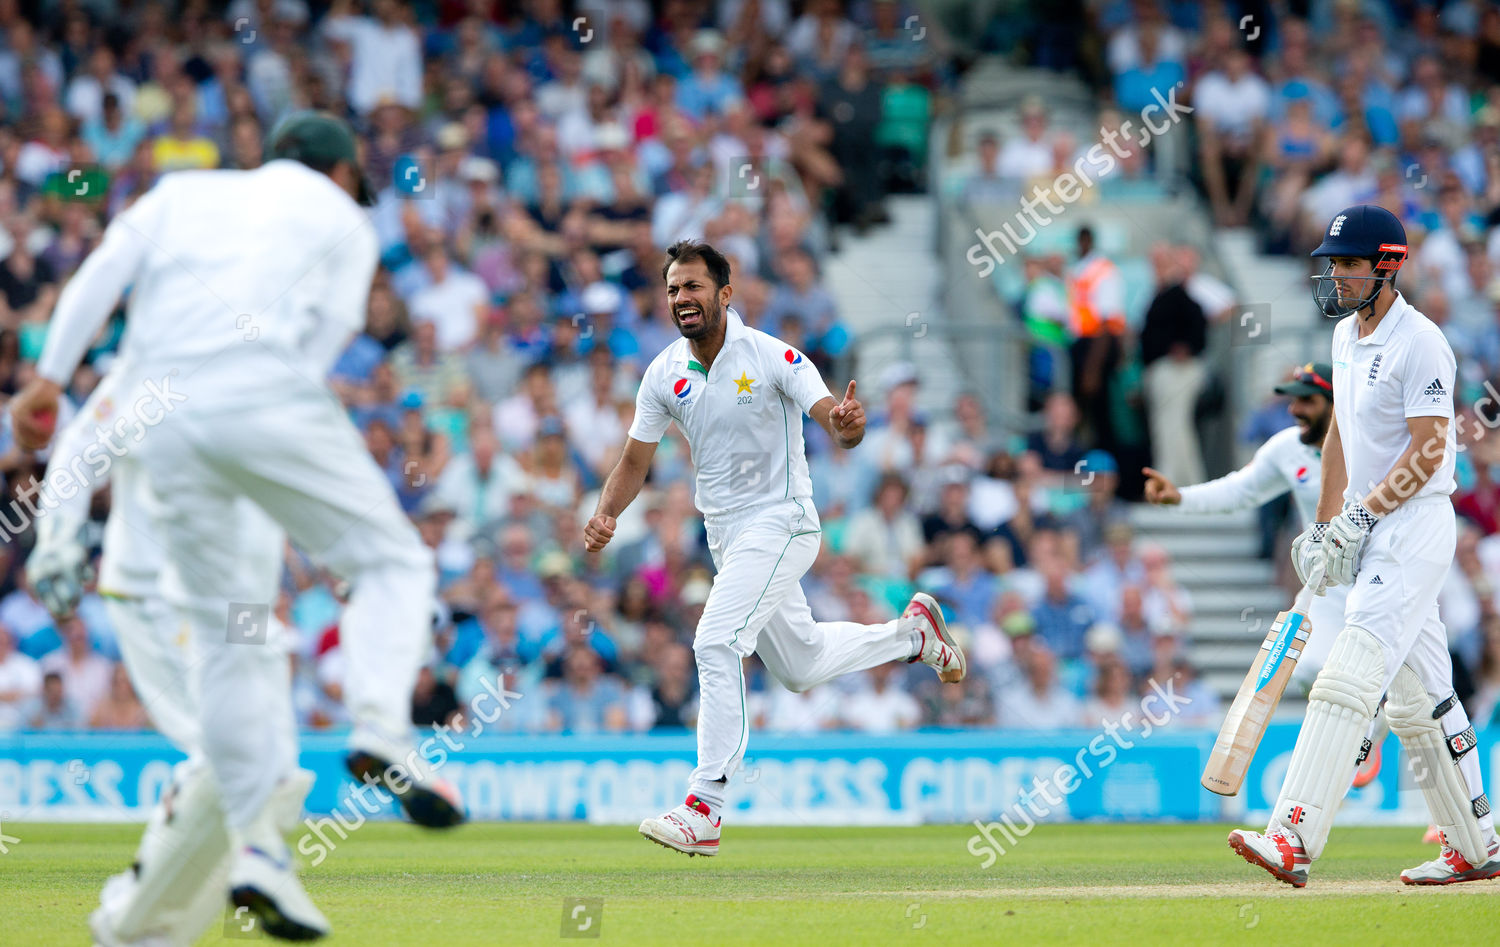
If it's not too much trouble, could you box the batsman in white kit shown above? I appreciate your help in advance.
[1143,362,1387,788]
[10,112,464,941]
[584,241,965,855]
[1228,204,1500,886]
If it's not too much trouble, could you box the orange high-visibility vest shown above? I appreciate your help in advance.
[1068,255,1125,337]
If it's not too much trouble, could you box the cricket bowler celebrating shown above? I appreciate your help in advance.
[10,112,464,939]
[584,240,965,855]
[1228,204,1500,886]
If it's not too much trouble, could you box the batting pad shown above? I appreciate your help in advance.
[1387,665,1500,867]
[114,759,229,942]
[1273,625,1384,860]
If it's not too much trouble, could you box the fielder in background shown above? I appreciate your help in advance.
[10,112,464,941]
[584,240,966,856]
[1142,362,1386,788]
[1228,204,1500,886]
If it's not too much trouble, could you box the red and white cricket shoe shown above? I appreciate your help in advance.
[639,795,721,856]
[904,592,965,683]
[1401,835,1500,885]
[1228,827,1310,887]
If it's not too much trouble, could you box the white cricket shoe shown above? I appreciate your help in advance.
[639,795,721,856]
[1228,826,1309,887]
[346,727,465,829]
[88,873,174,947]
[228,841,329,941]
[1401,835,1500,885]
[904,592,965,683]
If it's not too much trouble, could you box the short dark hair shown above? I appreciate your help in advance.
[662,239,731,289]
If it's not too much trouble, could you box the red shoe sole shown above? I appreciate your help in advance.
[1228,832,1307,888]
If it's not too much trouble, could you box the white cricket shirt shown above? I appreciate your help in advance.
[37,160,378,391]
[1178,425,1322,524]
[1330,292,1456,503]
[628,308,832,516]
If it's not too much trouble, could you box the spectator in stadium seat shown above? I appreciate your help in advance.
[844,472,925,580]
[81,93,144,171]
[996,641,1080,729]
[40,617,110,720]
[322,0,423,116]
[676,31,744,120]
[842,662,922,733]
[997,95,1054,181]
[1113,587,1159,679]
[454,587,538,712]
[151,98,219,172]
[962,129,1011,203]
[565,348,628,480]
[22,671,82,730]
[1194,43,1268,228]
[921,468,984,553]
[1080,652,1134,728]
[411,663,461,729]
[89,662,149,730]
[1065,449,1129,561]
[1026,391,1086,477]
[1139,542,1192,636]
[493,361,559,452]
[0,622,40,730]
[1110,18,1187,118]
[546,646,630,734]
[1031,555,1096,661]
[390,319,470,409]
[1168,659,1221,728]
[647,640,698,730]
[407,245,489,352]
[930,530,999,629]
[918,670,996,728]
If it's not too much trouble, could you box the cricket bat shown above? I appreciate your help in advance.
[1201,582,1316,796]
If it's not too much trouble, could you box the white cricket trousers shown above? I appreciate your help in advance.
[132,364,434,828]
[689,498,911,798]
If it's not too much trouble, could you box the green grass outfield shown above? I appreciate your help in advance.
[2,823,1497,945]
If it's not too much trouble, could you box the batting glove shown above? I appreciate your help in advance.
[1290,522,1328,592]
[1323,503,1381,588]
[26,539,93,621]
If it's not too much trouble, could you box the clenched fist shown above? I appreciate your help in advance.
[584,513,617,552]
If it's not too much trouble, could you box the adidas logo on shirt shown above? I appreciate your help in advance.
[1424,378,1446,397]
[1369,575,1382,585]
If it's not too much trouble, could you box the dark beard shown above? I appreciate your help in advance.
[1300,414,1330,446]
[673,298,722,340]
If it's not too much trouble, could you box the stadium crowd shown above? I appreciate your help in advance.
[1,1,1499,741]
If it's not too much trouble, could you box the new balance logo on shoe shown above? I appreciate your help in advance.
[1369,575,1382,585]
[1424,378,1446,397]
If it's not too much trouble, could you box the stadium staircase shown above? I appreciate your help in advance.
[823,194,957,407]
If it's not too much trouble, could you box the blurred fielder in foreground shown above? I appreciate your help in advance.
[11,112,464,942]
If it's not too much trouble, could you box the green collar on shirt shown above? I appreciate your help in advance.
[688,359,708,376]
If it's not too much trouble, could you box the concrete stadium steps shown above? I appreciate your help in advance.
[823,195,961,410]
